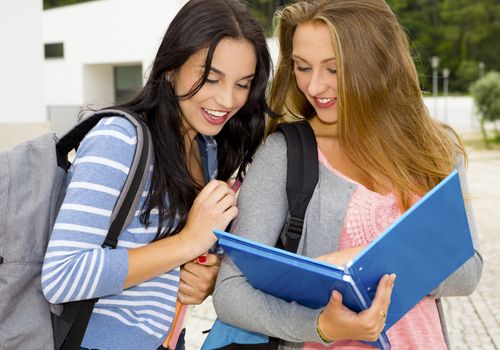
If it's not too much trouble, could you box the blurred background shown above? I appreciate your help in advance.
[1,1,499,349]
[0,0,499,149]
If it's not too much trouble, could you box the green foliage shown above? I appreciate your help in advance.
[387,0,499,93]
[43,0,499,94]
[470,71,500,147]
[456,60,480,91]
[44,0,97,10]
[470,72,500,123]
[245,0,292,36]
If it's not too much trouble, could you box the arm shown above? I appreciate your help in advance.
[42,120,138,303]
[429,155,483,298]
[213,134,394,343]
[42,118,236,303]
[213,134,322,342]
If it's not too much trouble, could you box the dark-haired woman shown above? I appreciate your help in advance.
[41,0,271,349]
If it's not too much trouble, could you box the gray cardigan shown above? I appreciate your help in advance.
[213,133,483,349]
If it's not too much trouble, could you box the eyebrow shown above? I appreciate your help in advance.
[204,65,255,80]
[292,55,336,64]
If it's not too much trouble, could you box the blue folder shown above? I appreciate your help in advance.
[215,169,474,349]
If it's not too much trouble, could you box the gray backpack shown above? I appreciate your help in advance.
[0,109,153,349]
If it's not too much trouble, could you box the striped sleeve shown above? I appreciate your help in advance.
[42,117,137,304]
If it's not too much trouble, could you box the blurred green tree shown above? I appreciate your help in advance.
[43,0,500,94]
[470,72,500,147]
[44,0,96,10]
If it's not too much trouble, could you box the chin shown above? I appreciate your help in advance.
[318,117,338,125]
[201,125,226,137]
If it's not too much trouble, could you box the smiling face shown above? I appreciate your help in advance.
[292,21,338,128]
[172,38,257,141]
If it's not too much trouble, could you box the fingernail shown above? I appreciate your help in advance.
[390,273,396,286]
[197,256,207,264]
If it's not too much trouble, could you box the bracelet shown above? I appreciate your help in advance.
[316,318,334,343]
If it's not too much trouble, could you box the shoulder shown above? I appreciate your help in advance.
[89,115,138,139]
[264,131,286,148]
[254,132,287,160]
[75,115,139,165]
[243,132,287,177]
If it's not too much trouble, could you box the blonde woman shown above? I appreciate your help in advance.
[213,0,482,349]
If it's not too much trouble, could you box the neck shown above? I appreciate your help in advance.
[309,116,339,139]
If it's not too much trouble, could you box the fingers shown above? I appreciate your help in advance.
[370,273,396,317]
[221,206,238,227]
[217,191,237,212]
[197,253,221,266]
[325,289,351,316]
[186,179,237,238]
[178,265,212,305]
[178,255,221,305]
[227,178,236,189]
[177,286,202,305]
[197,180,234,205]
[358,273,395,339]
[331,290,343,304]
[198,181,237,224]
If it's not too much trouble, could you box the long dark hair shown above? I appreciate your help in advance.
[118,0,271,239]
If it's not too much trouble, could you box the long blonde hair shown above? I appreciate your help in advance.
[268,0,466,211]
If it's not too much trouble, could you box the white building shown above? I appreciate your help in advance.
[43,0,189,136]
[0,0,189,149]
[0,0,47,148]
[0,0,475,151]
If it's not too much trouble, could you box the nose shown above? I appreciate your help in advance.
[307,71,328,97]
[215,86,236,110]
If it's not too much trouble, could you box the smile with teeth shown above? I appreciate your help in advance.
[316,97,333,103]
[203,108,228,118]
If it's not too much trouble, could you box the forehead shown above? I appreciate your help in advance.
[186,38,256,75]
[292,21,336,60]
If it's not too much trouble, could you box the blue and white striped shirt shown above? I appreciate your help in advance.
[42,116,218,350]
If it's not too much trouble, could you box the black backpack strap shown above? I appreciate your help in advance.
[53,109,153,350]
[276,121,318,253]
[264,122,318,348]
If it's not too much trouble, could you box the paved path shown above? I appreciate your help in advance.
[442,149,500,350]
[184,147,500,349]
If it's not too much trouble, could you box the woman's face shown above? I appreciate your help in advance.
[172,38,257,140]
[292,22,338,126]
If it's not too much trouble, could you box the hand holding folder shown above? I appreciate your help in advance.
[215,170,474,349]
[317,273,396,344]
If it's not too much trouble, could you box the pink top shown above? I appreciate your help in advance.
[302,149,447,350]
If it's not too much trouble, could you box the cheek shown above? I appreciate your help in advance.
[173,72,201,97]
[331,76,338,90]
[294,74,309,95]
[235,89,251,109]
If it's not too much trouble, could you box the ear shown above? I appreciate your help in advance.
[165,71,172,82]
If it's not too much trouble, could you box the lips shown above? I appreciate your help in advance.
[313,97,337,109]
[202,107,230,125]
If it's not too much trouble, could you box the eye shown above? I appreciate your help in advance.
[296,66,311,72]
[206,78,218,84]
[236,82,251,89]
[328,68,337,74]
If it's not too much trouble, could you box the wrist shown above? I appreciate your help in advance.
[317,311,335,344]
[178,226,206,258]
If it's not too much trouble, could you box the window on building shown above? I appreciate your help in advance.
[44,43,64,59]
[114,65,143,104]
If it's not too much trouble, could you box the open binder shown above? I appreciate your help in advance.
[215,169,474,349]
